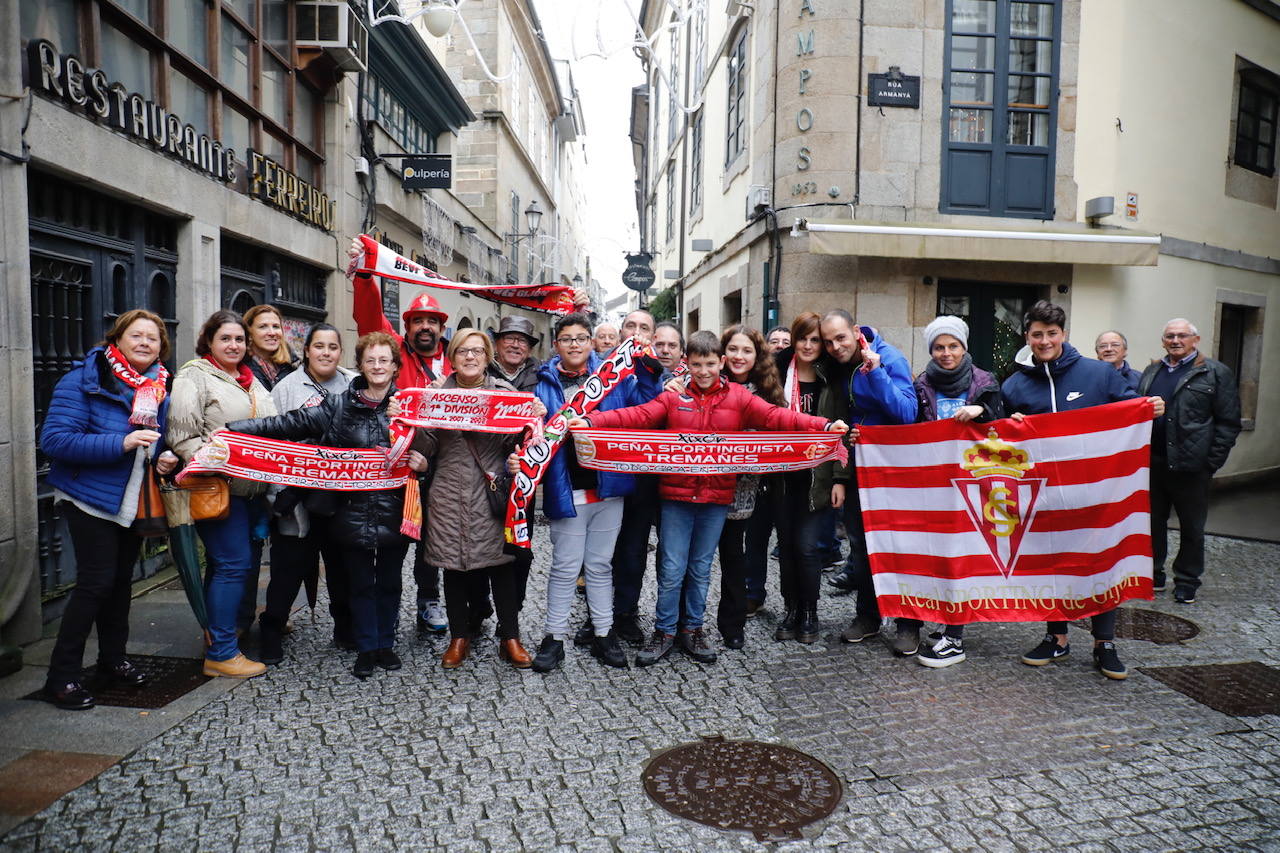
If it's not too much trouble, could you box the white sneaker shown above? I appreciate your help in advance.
[918,635,966,668]
[422,600,448,633]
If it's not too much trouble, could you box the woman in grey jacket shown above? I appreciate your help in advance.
[257,323,357,664]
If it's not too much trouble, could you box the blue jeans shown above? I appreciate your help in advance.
[656,501,729,633]
[196,496,254,661]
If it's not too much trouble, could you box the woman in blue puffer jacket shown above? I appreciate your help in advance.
[39,309,180,710]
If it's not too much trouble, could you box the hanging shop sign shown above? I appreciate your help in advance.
[247,150,335,231]
[868,68,921,108]
[622,253,656,292]
[399,154,453,190]
[26,39,237,183]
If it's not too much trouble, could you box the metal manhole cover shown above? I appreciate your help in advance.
[1072,607,1199,644]
[641,736,842,841]
[25,654,211,709]
[1140,662,1280,717]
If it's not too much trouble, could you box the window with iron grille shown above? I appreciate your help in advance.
[725,26,749,165]
[1235,68,1279,176]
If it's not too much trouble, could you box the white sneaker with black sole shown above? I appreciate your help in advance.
[918,635,966,668]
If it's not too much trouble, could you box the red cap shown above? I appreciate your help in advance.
[402,292,449,325]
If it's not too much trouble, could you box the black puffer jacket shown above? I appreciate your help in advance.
[1138,354,1242,472]
[229,376,406,549]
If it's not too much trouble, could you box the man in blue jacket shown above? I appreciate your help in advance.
[819,310,921,654]
[1003,300,1164,680]
[523,313,660,672]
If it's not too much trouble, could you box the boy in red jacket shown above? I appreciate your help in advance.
[571,331,846,666]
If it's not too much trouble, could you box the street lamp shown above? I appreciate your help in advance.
[423,2,456,37]
[571,274,583,287]
[504,201,543,283]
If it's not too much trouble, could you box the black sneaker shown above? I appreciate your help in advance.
[1174,586,1196,604]
[531,636,565,673]
[773,609,798,642]
[1152,573,1168,593]
[614,613,645,646]
[376,648,402,670]
[918,636,966,668]
[636,631,675,667]
[839,615,881,643]
[591,630,629,669]
[1021,634,1070,666]
[826,572,856,593]
[573,619,595,647]
[43,681,95,710]
[1093,641,1128,680]
[352,651,376,679]
[680,628,717,664]
[890,626,920,656]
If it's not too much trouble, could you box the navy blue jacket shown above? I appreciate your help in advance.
[1001,342,1137,415]
[832,327,918,426]
[40,347,171,516]
[533,352,659,519]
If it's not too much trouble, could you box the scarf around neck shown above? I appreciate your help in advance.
[205,354,255,391]
[925,352,974,400]
[104,345,169,427]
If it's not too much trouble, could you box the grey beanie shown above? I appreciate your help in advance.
[924,315,969,351]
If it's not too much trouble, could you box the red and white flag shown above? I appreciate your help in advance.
[855,398,1156,623]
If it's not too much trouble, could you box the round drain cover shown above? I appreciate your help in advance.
[1072,607,1199,644]
[642,736,842,841]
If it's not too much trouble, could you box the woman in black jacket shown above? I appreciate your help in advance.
[230,332,428,679]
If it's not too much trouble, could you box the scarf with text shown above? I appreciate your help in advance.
[349,235,576,315]
[104,345,169,428]
[176,431,412,491]
[570,429,846,474]
[506,337,651,547]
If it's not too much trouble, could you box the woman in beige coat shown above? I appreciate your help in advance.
[413,329,532,670]
[167,310,276,678]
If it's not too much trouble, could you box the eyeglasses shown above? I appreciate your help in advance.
[361,357,394,367]
[454,346,487,358]
[1163,333,1194,340]
[557,335,591,346]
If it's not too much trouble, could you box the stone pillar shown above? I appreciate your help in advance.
[0,4,43,668]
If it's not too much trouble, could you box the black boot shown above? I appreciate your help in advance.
[797,606,820,644]
[573,619,595,647]
[591,630,629,668]
[774,607,798,642]
[531,635,566,673]
[259,615,284,665]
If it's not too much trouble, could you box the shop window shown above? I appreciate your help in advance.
[222,104,251,155]
[1217,297,1264,427]
[725,25,749,166]
[1234,68,1279,176]
[942,0,1059,218]
[261,53,290,128]
[220,13,253,101]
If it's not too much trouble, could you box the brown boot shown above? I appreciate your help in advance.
[500,638,533,669]
[203,653,267,678]
[441,638,470,669]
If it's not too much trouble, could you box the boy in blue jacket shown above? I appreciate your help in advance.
[1003,300,1164,680]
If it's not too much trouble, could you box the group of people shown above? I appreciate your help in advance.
[37,245,1242,708]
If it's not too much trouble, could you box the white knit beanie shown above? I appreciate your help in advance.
[924,315,969,351]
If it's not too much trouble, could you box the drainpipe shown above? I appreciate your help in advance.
[676,16,692,329]
[854,0,864,206]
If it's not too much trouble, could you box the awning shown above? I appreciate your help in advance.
[792,218,1160,266]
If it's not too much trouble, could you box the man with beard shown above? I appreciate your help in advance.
[350,250,453,635]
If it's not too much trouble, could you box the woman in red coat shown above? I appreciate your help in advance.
[572,331,846,667]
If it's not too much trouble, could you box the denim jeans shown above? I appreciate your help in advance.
[656,501,729,634]
[344,543,409,652]
[196,496,254,661]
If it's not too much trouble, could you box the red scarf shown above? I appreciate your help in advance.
[205,355,255,391]
[104,345,169,428]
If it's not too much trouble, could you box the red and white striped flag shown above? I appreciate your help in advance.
[854,398,1156,623]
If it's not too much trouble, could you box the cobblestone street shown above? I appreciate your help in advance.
[3,528,1279,851]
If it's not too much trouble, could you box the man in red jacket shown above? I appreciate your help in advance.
[573,331,847,666]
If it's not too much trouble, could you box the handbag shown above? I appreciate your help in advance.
[464,435,512,519]
[131,456,169,537]
[181,475,230,522]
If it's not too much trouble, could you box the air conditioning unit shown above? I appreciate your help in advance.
[746,184,772,219]
[296,1,369,72]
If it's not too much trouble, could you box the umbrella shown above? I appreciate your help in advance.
[159,479,209,632]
